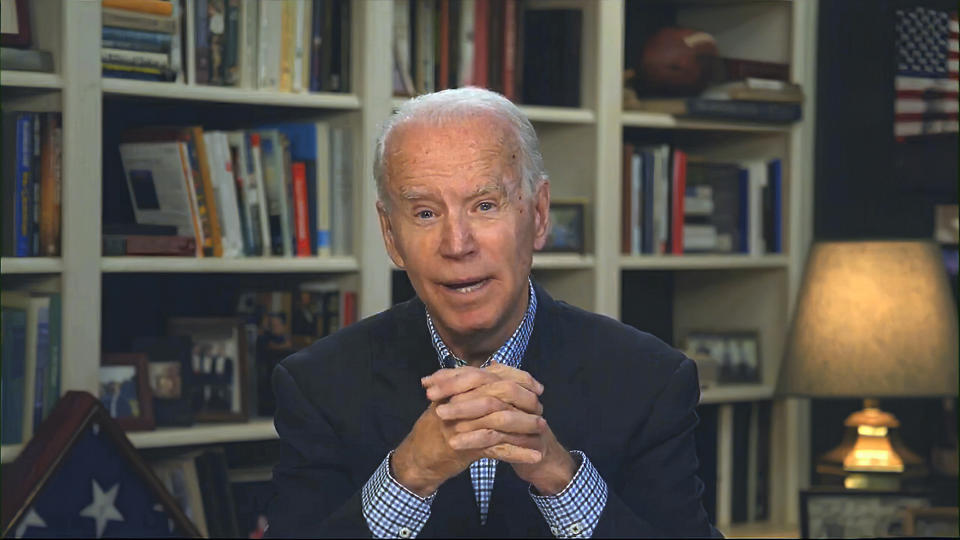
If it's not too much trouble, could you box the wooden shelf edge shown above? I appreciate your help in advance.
[100,256,360,273]
[1,71,63,89]
[102,78,361,109]
[621,110,792,133]
[533,253,596,269]
[1,257,64,274]
[127,419,278,449]
[620,254,790,270]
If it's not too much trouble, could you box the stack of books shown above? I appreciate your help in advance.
[2,113,62,257]
[621,143,782,256]
[115,122,354,258]
[101,0,181,82]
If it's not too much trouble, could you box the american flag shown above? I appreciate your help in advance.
[894,8,959,139]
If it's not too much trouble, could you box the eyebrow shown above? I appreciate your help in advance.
[397,181,505,202]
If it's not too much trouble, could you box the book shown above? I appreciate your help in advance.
[194,0,211,85]
[208,0,227,85]
[715,57,791,83]
[30,113,40,257]
[291,162,311,256]
[257,130,293,256]
[669,148,687,254]
[488,0,504,94]
[766,159,783,253]
[103,0,175,16]
[521,8,581,107]
[332,0,350,92]
[102,7,177,33]
[102,63,177,82]
[258,1,283,90]
[247,133,273,255]
[277,0,294,92]
[229,468,273,539]
[502,0,518,101]
[458,0,475,87]
[1,304,27,444]
[101,47,171,69]
[223,0,241,86]
[309,0,326,92]
[416,0,435,93]
[472,0,489,89]
[0,47,53,72]
[438,0,450,91]
[102,235,197,256]
[685,161,746,254]
[290,0,308,93]
[117,141,200,243]
[3,292,46,443]
[44,294,61,420]
[393,0,416,95]
[102,223,179,235]
[102,26,173,53]
[31,298,50,432]
[742,159,767,256]
[630,98,802,123]
[14,113,33,256]
[621,142,634,254]
[227,132,262,256]
[701,79,804,103]
[204,132,244,257]
[330,126,353,256]
[238,0,259,89]
[150,452,209,537]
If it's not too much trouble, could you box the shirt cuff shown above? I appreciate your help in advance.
[529,450,608,539]
[361,451,436,539]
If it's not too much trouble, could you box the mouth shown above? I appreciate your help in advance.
[440,277,491,294]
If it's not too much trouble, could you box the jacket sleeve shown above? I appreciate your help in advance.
[265,362,372,538]
[592,356,723,538]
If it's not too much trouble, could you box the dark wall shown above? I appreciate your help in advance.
[814,0,958,240]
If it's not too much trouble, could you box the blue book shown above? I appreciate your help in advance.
[1,307,27,444]
[101,38,169,54]
[45,294,61,417]
[767,159,783,253]
[737,168,750,254]
[14,113,33,256]
[641,149,655,254]
[33,302,50,432]
[102,27,173,50]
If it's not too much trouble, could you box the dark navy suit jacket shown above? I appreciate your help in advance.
[266,283,720,538]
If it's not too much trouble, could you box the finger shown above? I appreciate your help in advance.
[435,395,511,420]
[453,409,546,435]
[423,368,501,402]
[447,380,543,415]
[484,362,544,395]
[484,443,544,464]
[448,429,540,452]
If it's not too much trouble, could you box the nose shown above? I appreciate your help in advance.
[439,212,477,259]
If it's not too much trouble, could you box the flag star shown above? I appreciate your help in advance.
[79,480,125,538]
[14,508,46,538]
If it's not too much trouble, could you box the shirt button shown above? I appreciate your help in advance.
[398,526,412,538]
[570,522,583,535]
[550,525,561,536]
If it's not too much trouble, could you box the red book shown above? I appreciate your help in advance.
[342,291,357,326]
[439,0,450,90]
[473,0,490,88]
[670,149,687,255]
[291,162,311,257]
[502,0,517,100]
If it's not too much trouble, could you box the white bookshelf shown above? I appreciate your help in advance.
[0,444,24,463]
[2,0,816,529]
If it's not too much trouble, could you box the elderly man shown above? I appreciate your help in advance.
[266,88,718,538]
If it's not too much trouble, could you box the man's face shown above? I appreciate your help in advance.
[377,115,550,342]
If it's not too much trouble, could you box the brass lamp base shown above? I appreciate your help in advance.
[816,399,927,491]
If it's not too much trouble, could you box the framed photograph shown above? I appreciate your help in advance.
[904,507,959,537]
[935,204,959,245]
[543,201,586,253]
[682,330,761,387]
[800,489,931,538]
[0,0,30,47]
[167,317,249,422]
[100,353,155,431]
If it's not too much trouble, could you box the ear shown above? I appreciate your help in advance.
[531,179,551,250]
[377,201,407,268]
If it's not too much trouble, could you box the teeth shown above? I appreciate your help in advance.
[453,280,484,293]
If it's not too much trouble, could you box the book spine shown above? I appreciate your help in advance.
[191,127,224,256]
[169,0,183,81]
[33,303,50,431]
[15,114,32,256]
[343,291,356,326]
[621,143,633,255]
[102,26,173,49]
[224,0,241,85]
[180,135,214,256]
[305,161,317,256]
[472,0,489,88]
[258,1,282,89]
[39,114,59,256]
[315,124,332,257]
[438,0,450,90]
[670,149,686,255]
[104,235,197,255]
[291,0,306,92]
[722,58,790,82]
[768,159,782,253]
[632,151,643,255]
[1,309,26,444]
[101,47,171,69]
[292,162,311,256]
[642,152,655,254]
[310,0,324,91]
[502,0,517,100]
[102,67,174,81]
[103,0,175,16]
[281,136,296,256]
[686,99,802,123]
[458,0,475,86]
[102,8,177,33]
[175,142,204,256]
[279,0,294,92]
[45,294,61,418]
[31,114,40,256]
[300,0,312,92]
[319,0,334,92]
[209,0,226,85]
[737,168,750,254]
[248,134,272,255]
[195,0,210,84]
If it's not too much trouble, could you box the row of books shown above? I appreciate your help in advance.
[1,291,62,445]
[150,445,274,538]
[393,0,582,107]
[621,143,782,255]
[1,113,62,258]
[100,0,351,93]
[118,122,354,258]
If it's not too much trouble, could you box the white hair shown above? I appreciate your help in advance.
[374,87,547,210]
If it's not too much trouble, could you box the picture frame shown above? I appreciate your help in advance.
[0,0,30,47]
[799,489,931,538]
[543,201,586,253]
[132,335,197,427]
[167,317,249,422]
[99,353,155,431]
[904,506,959,537]
[682,330,761,387]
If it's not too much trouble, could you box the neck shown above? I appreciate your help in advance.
[435,286,530,367]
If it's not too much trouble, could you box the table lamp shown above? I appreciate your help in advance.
[777,240,959,490]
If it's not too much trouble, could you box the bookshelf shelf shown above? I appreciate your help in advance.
[533,253,596,269]
[100,256,360,274]
[1,257,64,274]
[700,384,775,405]
[619,254,790,271]
[0,444,24,463]
[0,71,63,89]
[621,111,792,133]
[102,78,362,109]
[126,419,278,449]
[391,97,595,124]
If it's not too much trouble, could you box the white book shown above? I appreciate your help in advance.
[743,159,767,256]
[330,126,353,256]
[184,0,196,85]
[301,0,313,92]
[393,0,416,96]
[291,0,307,93]
[101,48,170,69]
[258,0,284,90]
[417,0,435,93]
[238,0,258,89]
[459,0,476,87]
[258,130,293,256]
[2,292,47,442]
[248,134,272,256]
[630,151,642,255]
[227,131,259,256]
[119,142,198,238]
[205,132,245,257]
[169,1,183,82]
[646,145,669,255]
[314,123,332,257]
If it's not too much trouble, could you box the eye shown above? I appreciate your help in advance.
[415,209,435,220]
[477,201,495,212]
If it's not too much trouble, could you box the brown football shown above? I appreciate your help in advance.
[639,27,718,96]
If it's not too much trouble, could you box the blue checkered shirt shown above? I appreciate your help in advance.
[361,279,608,538]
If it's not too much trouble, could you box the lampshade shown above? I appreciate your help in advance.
[778,240,959,398]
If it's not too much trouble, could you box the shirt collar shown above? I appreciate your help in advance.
[425,278,537,370]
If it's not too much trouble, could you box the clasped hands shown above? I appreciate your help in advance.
[391,362,576,498]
